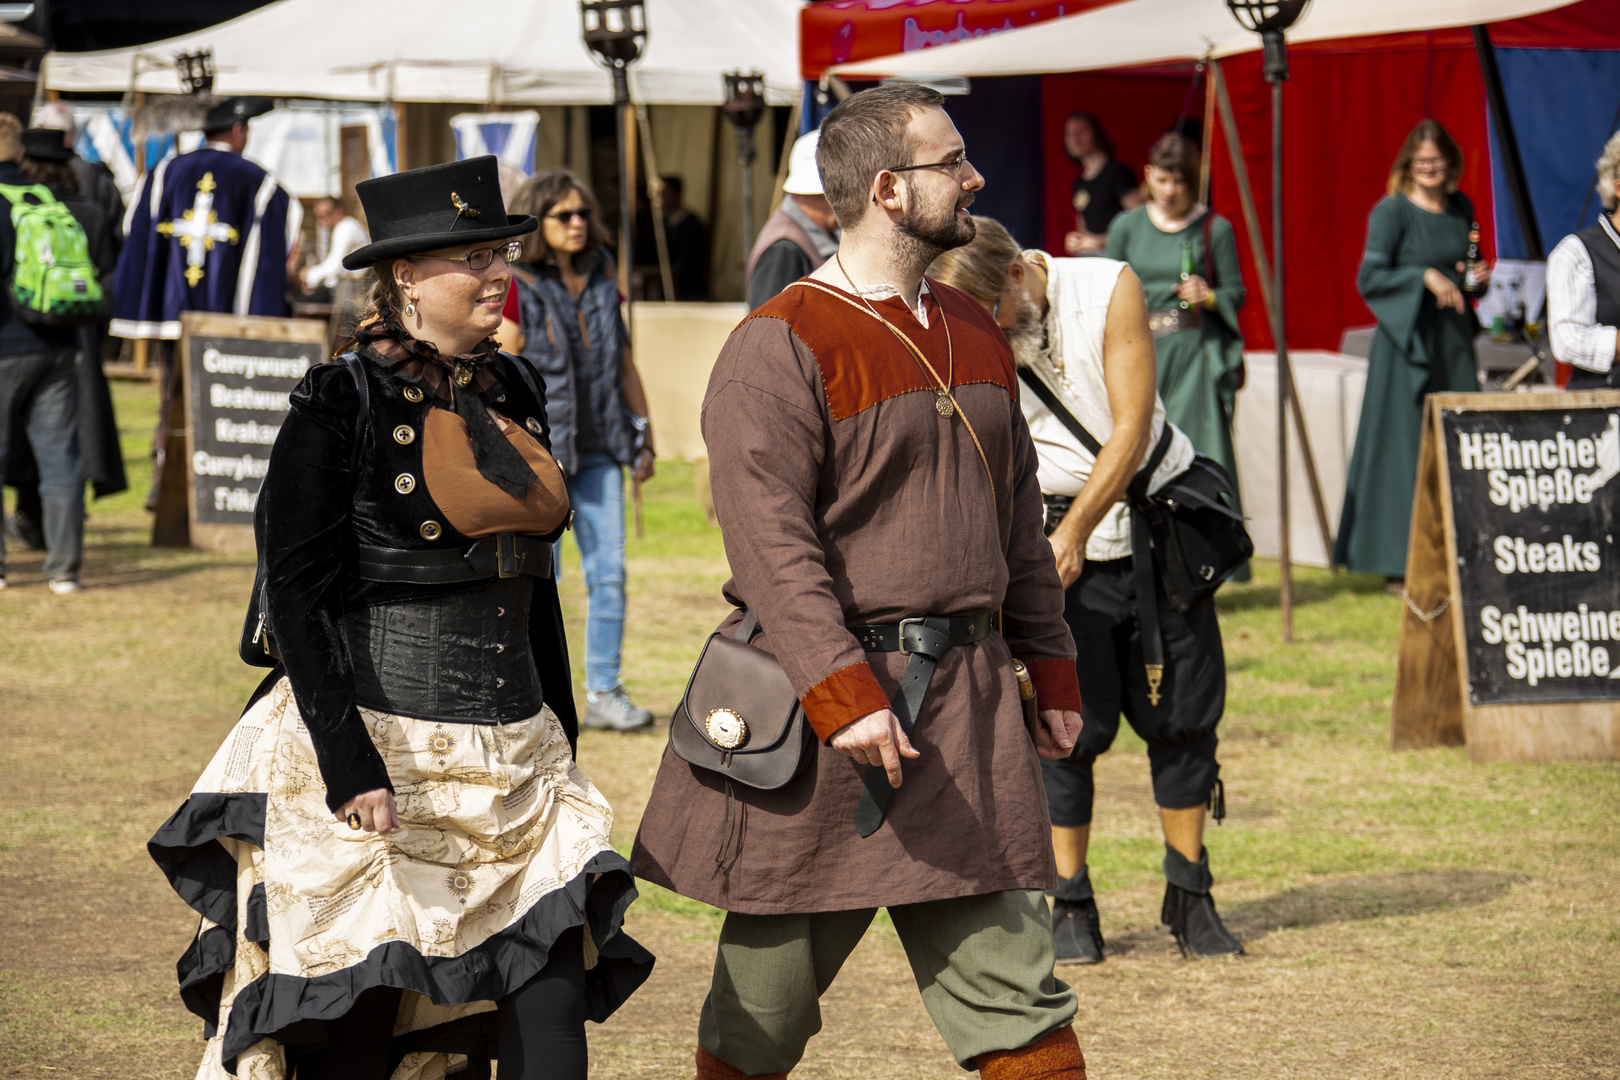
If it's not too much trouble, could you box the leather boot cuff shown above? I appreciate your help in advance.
[977,1024,1087,1079]
[696,1046,789,1080]
[1162,844,1214,895]
[1049,866,1095,903]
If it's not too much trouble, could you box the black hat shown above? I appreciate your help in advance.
[20,128,72,162]
[204,96,273,132]
[343,156,536,270]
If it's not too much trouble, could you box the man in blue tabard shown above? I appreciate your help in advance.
[111,95,299,339]
[110,96,302,538]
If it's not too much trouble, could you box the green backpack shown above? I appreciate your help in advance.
[0,182,104,326]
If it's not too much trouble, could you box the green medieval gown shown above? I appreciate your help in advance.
[1105,206,1247,489]
[1334,192,1480,579]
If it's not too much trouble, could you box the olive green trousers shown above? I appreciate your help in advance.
[697,889,1077,1074]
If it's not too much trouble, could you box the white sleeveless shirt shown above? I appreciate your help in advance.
[1019,253,1195,562]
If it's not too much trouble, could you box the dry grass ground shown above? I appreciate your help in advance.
[1,380,1616,1079]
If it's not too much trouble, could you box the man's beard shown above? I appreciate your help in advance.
[893,191,976,269]
[1002,296,1046,371]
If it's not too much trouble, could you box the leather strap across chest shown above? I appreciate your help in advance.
[849,612,993,838]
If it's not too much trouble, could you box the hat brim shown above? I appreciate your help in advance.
[25,147,73,162]
[342,214,537,270]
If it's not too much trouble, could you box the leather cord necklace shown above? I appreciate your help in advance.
[792,270,995,500]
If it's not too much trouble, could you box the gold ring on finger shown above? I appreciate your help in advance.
[347,812,362,830]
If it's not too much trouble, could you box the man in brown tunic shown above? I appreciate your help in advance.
[631,84,1088,1080]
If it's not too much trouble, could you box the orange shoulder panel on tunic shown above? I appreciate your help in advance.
[747,277,1016,421]
[421,407,570,537]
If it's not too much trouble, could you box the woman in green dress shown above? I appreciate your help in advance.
[1334,119,1486,582]
[1105,133,1246,504]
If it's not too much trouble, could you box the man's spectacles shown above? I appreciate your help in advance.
[410,241,523,271]
[889,153,970,178]
[546,207,594,223]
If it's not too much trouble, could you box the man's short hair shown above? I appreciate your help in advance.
[315,196,342,214]
[1597,129,1620,212]
[816,82,946,230]
[0,112,22,160]
[661,175,683,201]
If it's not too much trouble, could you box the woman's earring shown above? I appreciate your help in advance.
[405,300,416,317]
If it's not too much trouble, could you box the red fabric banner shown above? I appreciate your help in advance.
[801,0,1118,80]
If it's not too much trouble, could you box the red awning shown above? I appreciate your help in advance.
[801,0,1122,80]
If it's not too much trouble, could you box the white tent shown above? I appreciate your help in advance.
[42,0,803,105]
[831,0,1575,78]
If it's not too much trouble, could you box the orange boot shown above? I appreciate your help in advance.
[976,1025,1086,1080]
[695,1046,790,1080]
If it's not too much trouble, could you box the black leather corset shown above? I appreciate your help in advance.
[344,576,543,724]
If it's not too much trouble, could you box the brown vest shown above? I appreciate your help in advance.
[746,204,831,282]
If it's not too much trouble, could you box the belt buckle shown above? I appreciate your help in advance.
[897,616,924,655]
[496,533,523,578]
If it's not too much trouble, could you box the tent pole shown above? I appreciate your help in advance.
[1472,25,1543,259]
[1211,59,1335,576]
[769,94,804,218]
[1199,53,1214,208]
[635,102,677,301]
[1270,71,1293,643]
[610,67,634,304]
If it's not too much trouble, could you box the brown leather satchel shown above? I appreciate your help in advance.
[668,611,815,790]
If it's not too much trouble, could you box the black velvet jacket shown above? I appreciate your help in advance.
[258,346,575,813]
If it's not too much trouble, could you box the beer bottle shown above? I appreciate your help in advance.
[1463,222,1487,298]
[1179,237,1194,310]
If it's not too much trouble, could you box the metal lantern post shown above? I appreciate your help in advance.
[723,71,767,265]
[1225,0,1310,643]
[581,0,647,299]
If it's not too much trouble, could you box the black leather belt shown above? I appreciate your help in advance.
[847,612,993,838]
[353,533,553,585]
[848,612,993,654]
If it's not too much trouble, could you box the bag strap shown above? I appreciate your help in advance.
[1018,369,1173,493]
[338,351,369,473]
[1201,210,1216,288]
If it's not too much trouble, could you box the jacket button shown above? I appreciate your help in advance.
[419,520,442,540]
[496,677,506,688]
[496,606,505,617]
[403,385,425,403]
[395,473,416,494]
[393,424,415,445]
[525,417,543,436]
[495,643,505,653]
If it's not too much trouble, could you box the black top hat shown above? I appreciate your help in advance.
[21,128,72,162]
[343,156,536,270]
[204,96,273,132]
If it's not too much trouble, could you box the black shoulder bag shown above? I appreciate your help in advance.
[239,352,369,667]
[1020,371,1252,705]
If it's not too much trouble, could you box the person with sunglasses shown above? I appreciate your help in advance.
[148,156,652,1080]
[1335,119,1485,584]
[508,168,657,732]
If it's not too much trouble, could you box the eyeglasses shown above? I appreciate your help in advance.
[546,207,594,224]
[889,153,971,178]
[410,241,523,271]
[1410,157,1450,173]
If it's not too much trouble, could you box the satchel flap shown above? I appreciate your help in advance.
[682,633,802,754]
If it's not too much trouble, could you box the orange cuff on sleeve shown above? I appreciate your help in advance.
[1027,657,1082,713]
[801,661,892,743]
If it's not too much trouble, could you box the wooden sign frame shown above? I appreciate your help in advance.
[1393,390,1620,761]
[178,312,329,553]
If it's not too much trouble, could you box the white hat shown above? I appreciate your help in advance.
[783,130,824,197]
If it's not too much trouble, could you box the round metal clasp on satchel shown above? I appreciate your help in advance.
[704,708,748,749]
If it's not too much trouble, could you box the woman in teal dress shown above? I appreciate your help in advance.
[1334,119,1486,582]
[1105,133,1247,502]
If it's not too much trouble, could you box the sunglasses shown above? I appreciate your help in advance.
[410,240,523,272]
[546,207,594,224]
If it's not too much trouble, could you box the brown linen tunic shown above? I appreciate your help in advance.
[630,278,1083,915]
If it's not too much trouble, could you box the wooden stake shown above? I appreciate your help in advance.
[632,475,644,539]
[635,102,677,302]
[1211,58,1338,574]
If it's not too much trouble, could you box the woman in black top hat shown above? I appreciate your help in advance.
[147,156,652,1080]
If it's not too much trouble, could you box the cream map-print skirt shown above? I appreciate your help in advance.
[150,676,653,1080]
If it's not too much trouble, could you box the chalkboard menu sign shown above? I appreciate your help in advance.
[1446,407,1620,705]
[1393,391,1620,763]
[179,313,329,552]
